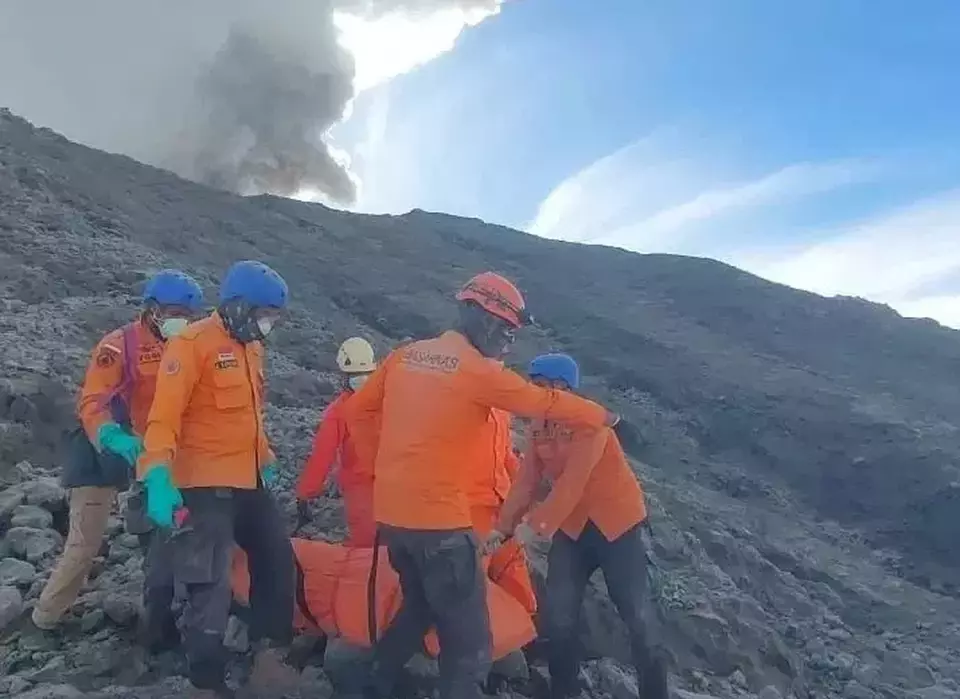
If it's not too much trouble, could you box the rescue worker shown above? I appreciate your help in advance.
[137,260,297,698]
[345,272,620,699]
[31,270,202,649]
[295,337,378,546]
[486,353,670,699]
[470,408,537,615]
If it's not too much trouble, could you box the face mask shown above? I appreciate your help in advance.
[158,317,189,339]
[256,317,275,338]
[348,375,369,391]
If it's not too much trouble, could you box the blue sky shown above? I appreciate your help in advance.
[339,0,960,326]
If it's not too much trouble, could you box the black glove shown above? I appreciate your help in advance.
[296,499,310,528]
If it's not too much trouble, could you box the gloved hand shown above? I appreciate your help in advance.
[481,529,509,555]
[143,465,183,528]
[261,462,281,490]
[97,422,143,466]
[513,522,536,547]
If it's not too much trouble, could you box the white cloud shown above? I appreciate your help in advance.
[527,134,881,254]
[527,135,960,328]
[752,191,960,326]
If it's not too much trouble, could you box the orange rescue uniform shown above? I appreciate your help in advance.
[296,391,375,547]
[77,320,165,439]
[137,313,275,487]
[345,330,610,532]
[498,421,647,542]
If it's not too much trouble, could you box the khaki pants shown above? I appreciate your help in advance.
[32,485,115,629]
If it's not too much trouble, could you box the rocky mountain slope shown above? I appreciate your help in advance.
[2,107,960,699]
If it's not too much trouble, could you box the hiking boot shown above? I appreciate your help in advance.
[247,643,300,696]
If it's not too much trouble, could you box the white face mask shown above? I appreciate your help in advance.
[159,317,189,339]
[348,374,369,391]
[256,316,275,338]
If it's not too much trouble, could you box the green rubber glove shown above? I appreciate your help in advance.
[97,422,143,466]
[143,465,183,528]
[261,462,281,489]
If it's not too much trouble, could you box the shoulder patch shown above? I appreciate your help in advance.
[164,358,181,376]
[95,346,118,368]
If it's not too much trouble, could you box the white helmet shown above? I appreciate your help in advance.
[337,337,377,374]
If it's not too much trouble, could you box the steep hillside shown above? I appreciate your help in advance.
[2,108,960,699]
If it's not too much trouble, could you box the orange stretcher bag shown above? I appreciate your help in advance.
[231,538,536,660]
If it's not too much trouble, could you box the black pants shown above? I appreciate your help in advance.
[140,528,179,652]
[544,522,668,699]
[370,525,492,699]
[170,487,294,690]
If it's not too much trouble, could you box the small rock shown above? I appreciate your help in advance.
[0,557,37,586]
[20,479,66,511]
[595,658,639,699]
[115,533,141,549]
[4,460,35,485]
[729,669,748,689]
[0,585,24,630]
[80,608,105,633]
[224,615,249,653]
[5,527,62,562]
[11,505,54,530]
[0,487,26,522]
[827,627,852,641]
[758,687,783,699]
[101,594,138,627]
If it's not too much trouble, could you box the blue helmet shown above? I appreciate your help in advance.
[528,353,580,389]
[143,269,203,312]
[219,260,289,309]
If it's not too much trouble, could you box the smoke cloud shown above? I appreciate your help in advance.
[0,0,503,204]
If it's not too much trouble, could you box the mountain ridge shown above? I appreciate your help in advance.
[2,108,960,698]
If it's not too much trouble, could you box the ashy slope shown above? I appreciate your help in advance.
[2,108,960,698]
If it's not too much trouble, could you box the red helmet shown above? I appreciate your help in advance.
[456,272,530,328]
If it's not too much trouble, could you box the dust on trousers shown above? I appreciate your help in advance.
[368,525,492,699]
[169,487,294,691]
[543,521,669,699]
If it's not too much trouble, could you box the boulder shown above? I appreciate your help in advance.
[0,584,24,630]
[0,557,37,587]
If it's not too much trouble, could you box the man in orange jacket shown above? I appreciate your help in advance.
[470,408,538,616]
[296,337,378,546]
[487,354,669,699]
[345,272,619,699]
[137,261,297,699]
[31,270,202,652]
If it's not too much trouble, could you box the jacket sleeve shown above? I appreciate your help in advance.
[76,335,125,442]
[526,427,611,538]
[296,397,345,500]
[343,352,392,475]
[137,338,201,479]
[468,360,608,428]
[253,350,276,470]
[496,426,542,533]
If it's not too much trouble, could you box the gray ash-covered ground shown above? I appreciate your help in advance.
[2,108,960,698]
